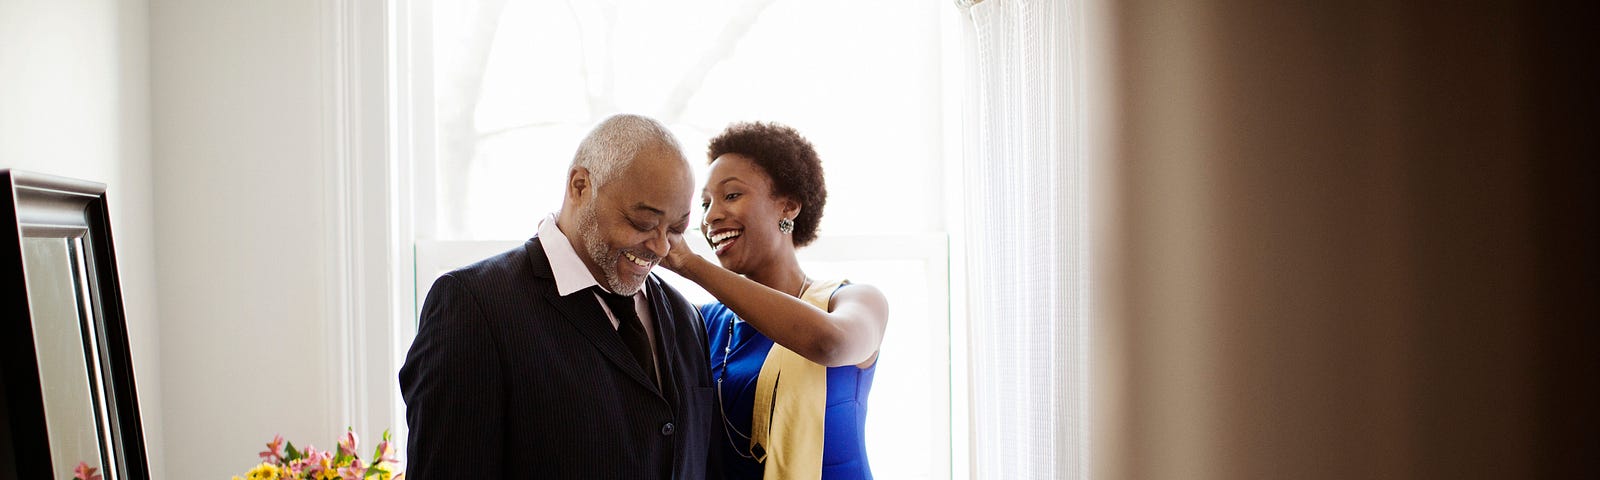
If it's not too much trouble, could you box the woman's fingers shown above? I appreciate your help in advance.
[662,233,694,271]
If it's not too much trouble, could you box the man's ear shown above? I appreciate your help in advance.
[567,166,592,203]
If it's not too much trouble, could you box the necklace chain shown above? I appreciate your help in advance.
[715,274,809,459]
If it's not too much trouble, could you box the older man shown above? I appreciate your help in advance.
[400,114,717,478]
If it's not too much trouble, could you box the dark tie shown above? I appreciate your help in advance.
[596,288,658,388]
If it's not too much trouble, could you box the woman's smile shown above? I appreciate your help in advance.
[707,228,743,256]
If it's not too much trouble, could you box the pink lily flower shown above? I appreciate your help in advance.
[298,445,319,465]
[259,433,286,464]
[338,429,359,457]
[73,462,102,480]
[375,440,399,465]
[299,447,333,476]
[339,458,368,480]
[317,449,336,471]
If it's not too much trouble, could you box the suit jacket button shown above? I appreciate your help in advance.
[660,422,675,436]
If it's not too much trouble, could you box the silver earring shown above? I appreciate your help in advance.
[778,217,795,235]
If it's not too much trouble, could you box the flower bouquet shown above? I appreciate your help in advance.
[233,429,403,480]
[73,462,102,480]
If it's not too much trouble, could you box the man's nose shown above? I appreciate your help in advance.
[645,228,670,258]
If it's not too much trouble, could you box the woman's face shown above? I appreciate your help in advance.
[700,153,797,275]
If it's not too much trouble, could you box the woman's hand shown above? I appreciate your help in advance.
[660,232,701,275]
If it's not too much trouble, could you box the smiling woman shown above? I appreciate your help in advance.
[656,121,890,479]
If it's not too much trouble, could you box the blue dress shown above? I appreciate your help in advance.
[703,298,876,479]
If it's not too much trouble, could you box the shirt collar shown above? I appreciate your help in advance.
[538,213,603,297]
[537,213,650,299]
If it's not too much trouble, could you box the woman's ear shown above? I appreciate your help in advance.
[779,196,802,221]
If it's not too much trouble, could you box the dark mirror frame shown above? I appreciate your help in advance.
[1,169,148,479]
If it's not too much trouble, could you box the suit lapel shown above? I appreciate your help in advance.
[525,237,662,395]
[646,275,680,407]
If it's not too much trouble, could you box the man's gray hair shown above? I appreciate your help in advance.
[572,114,685,189]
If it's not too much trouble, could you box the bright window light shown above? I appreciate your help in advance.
[413,1,957,478]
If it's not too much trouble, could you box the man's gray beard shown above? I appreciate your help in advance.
[578,204,645,295]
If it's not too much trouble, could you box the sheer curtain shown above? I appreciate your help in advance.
[962,0,1087,478]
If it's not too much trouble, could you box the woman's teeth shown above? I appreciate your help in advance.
[622,251,651,267]
[708,230,742,248]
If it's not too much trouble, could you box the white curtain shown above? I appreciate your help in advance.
[964,0,1087,478]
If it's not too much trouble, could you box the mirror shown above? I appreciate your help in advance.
[2,169,148,479]
[24,236,113,479]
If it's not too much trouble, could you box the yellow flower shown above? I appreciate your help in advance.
[245,462,282,480]
[317,463,340,478]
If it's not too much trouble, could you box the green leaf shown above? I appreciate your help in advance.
[285,441,303,461]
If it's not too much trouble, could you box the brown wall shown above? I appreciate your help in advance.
[1094,1,1597,478]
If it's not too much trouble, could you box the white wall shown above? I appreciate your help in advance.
[150,0,341,478]
[0,0,165,477]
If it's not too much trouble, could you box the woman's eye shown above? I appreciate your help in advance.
[725,193,742,201]
[700,201,710,210]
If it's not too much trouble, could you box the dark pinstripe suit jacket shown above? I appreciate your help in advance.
[399,237,719,479]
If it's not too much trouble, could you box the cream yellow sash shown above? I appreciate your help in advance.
[749,279,846,480]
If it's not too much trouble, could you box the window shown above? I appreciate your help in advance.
[397,1,965,478]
